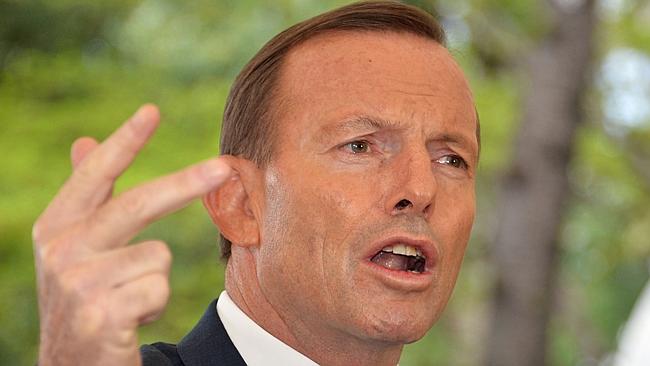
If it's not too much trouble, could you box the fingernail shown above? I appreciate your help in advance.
[201,159,231,183]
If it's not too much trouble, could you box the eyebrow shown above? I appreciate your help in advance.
[320,115,399,137]
[319,114,479,159]
[324,115,398,133]
[430,133,478,158]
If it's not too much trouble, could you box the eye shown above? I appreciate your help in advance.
[436,155,468,170]
[344,140,371,154]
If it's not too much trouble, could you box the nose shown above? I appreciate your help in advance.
[386,146,437,218]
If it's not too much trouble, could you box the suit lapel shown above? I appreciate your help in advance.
[177,298,247,366]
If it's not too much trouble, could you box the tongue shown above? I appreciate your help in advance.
[371,251,409,271]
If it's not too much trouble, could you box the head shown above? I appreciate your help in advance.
[204,0,479,358]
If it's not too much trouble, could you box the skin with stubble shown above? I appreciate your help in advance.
[33,31,477,366]
[209,31,478,366]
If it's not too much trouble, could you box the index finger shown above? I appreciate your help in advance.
[37,105,160,240]
[79,157,233,251]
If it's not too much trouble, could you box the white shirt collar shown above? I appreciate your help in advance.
[216,290,319,366]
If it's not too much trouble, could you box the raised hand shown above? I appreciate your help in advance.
[32,105,232,366]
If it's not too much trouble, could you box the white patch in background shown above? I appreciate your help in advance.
[612,276,650,366]
[598,0,628,20]
[438,0,471,48]
[598,48,650,136]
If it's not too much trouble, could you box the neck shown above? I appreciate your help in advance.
[224,247,403,366]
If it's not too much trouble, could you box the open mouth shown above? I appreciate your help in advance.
[370,244,426,273]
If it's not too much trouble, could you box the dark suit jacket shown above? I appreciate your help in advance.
[140,299,247,366]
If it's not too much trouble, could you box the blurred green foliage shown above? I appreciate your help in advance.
[1,0,649,365]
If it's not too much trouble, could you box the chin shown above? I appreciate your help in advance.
[359,310,436,345]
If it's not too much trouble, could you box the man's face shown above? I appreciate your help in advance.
[254,31,478,344]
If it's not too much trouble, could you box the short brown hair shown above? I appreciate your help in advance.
[218,1,447,259]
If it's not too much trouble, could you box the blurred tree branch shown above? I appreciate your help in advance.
[484,0,597,365]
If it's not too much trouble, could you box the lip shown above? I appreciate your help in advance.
[362,235,439,291]
[365,235,439,268]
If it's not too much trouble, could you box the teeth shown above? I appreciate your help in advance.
[392,244,406,255]
[405,246,416,256]
[382,244,423,258]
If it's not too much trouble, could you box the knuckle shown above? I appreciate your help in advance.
[114,123,140,153]
[140,274,170,307]
[32,219,46,243]
[35,227,85,270]
[113,328,138,348]
[87,208,110,230]
[32,212,60,245]
[36,238,65,270]
[59,267,90,296]
[151,274,171,304]
[35,242,54,266]
[115,194,147,219]
[150,241,172,269]
[123,119,140,140]
[71,161,97,183]
[125,275,170,321]
[74,301,108,337]
[74,152,117,183]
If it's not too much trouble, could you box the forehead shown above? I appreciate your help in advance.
[273,30,477,151]
[283,31,470,91]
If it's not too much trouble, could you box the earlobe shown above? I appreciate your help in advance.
[203,158,261,248]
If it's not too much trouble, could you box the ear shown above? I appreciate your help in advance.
[203,156,262,248]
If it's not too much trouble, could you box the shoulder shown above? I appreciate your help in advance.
[140,342,183,366]
[138,297,246,366]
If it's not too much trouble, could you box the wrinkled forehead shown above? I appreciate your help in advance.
[268,30,478,159]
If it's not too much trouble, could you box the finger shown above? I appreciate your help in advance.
[60,105,159,209]
[83,157,232,251]
[71,137,99,169]
[109,272,170,328]
[61,241,171,291]
[66,104,159,206]
[36,105,160,241]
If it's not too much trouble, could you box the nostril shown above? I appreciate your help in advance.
[395,199,412,210]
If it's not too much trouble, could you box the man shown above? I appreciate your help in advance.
[33,1,479,365]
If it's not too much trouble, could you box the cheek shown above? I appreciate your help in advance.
[256,171,326,305]
[301,160,386,223]
[257,167,375,311]
[259,166,358,266]
[434,181,475,269]
[264,165,382,270]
